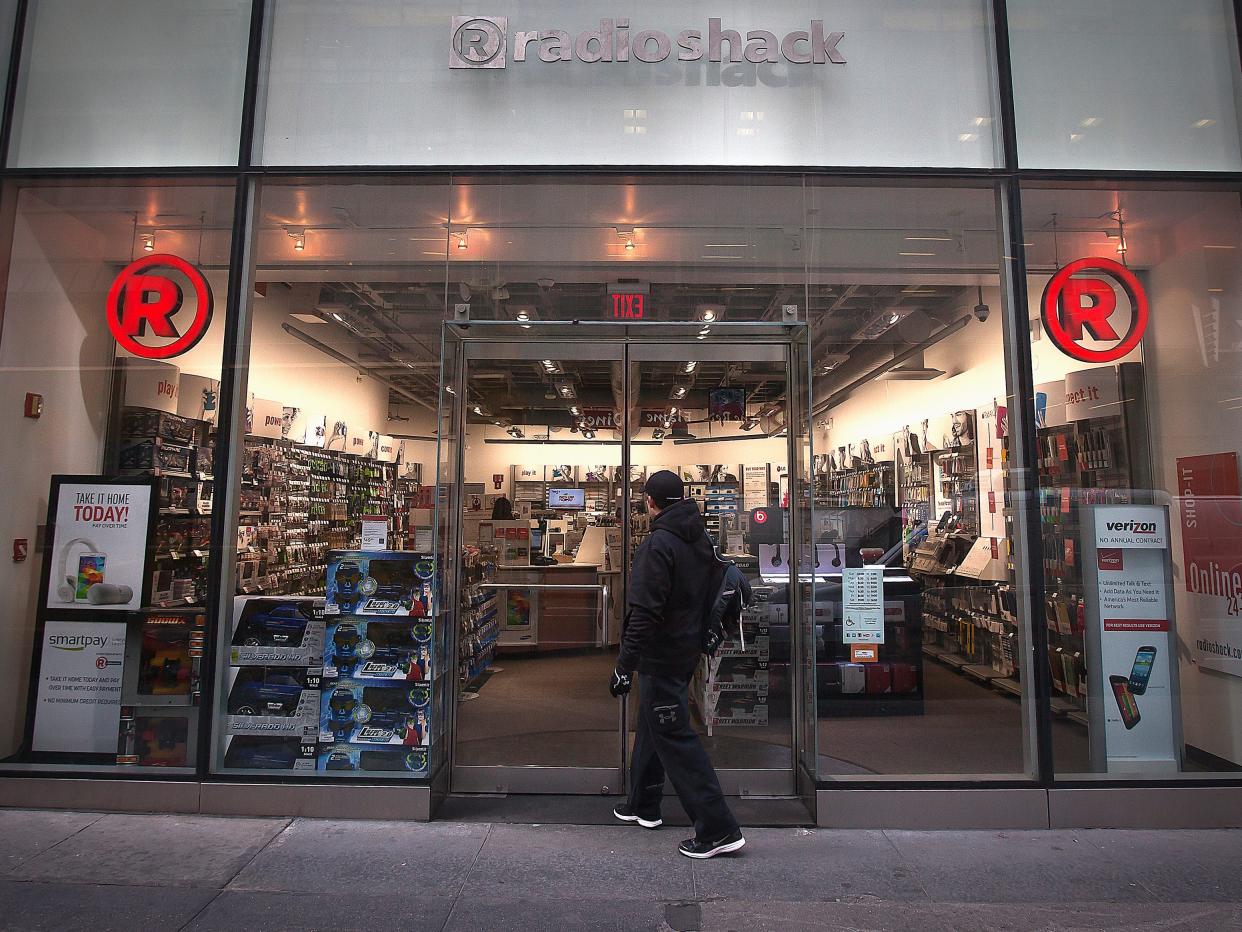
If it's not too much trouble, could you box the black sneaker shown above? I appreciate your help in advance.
[678,830,746,859]
[613,802,663,829]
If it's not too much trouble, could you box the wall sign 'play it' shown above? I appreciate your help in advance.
[1041,257,1149,363]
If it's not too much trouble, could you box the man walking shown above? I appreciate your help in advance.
[609,470,745,859]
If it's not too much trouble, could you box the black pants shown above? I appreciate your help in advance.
[627,670,739,842]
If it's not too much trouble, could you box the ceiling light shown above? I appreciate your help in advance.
[581,428,595,440]
[515,310,530,321]
[1080,116,1100,128]
[285,226,306,251]
[671,385,687,399]
[696,304,724,323]
[699,326,711,336]
[445,385,455,395]
[878,367,947,381]
[667,406,678,417]
[652,427,666,440]
[520,323,532,329]
[141,232,156,252]
[472,404,485,416]
[568,405,581,416]
[899,252,936,257]
[904,236,953,242]
[818,354,849,373]
[1194,118,1217,128]
[683,361,697,373]
[853,307,914,340]
[625,238,635,251]
[331,312,344,322]
[507,426,524,439]
[456,231,468,250]
[553,377,577,399]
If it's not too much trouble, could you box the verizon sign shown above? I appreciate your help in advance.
[450,16,845,68]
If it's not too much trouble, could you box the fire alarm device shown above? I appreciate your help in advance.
[24,393,43,418]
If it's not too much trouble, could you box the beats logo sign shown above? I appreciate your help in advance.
[106,255,214,360]
[753,510,768,524]
[1041,257,1148,363]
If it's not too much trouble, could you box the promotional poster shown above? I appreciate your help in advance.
[1175,452,1242,678]
[32,619,127,753]
[1092,505,1177,770]
[45,480,153,612]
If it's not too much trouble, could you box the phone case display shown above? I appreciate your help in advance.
[934,446,979,537]
[693,600,772,733]
[898,451,933,551]
[237,439,421,598]
[825,462,894,508]
[921,585,1021,690]
[690,476,741,547]
[459,546,499,687]
[118,406,215,608]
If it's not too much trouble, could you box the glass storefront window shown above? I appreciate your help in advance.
[8,0,252,168]
[210,178,451,779]
[1022,184,1242,777]
[257,0,1000,168]
[807,181,1039,779]
[1008,0,1242,172]
[0,179,235,774]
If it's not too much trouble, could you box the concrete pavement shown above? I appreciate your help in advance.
[0,808,1239,930]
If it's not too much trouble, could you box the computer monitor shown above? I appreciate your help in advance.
[547,488,586,510]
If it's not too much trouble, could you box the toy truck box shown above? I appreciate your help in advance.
[325,550,434,617]
[324,618,434,682]
[318,743,430,776]
[225,666,321,738]
[320,682,432,746]
[230,597,326,667]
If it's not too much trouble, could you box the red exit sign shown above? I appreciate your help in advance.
[611,293,645,320]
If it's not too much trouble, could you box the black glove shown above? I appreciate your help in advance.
[610,667,633,697]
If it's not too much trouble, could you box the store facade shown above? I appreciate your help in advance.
[1,0,1241,827]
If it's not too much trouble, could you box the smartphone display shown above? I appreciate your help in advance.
[1109,675,1141,730]
[1129,646,1157,695]
[75,553,106,601]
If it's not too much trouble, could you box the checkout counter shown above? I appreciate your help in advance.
[484,521,624,652]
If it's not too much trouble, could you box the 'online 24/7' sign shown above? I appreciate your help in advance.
[106,255,214,360]
[450,17,845,69]
[1041,257,1149,363]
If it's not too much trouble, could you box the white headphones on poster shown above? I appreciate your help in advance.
[56,537,132,605]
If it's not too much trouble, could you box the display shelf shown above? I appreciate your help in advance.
[824,463,894,508]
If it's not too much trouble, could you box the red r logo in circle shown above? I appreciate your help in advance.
[96,656,107,670]
[1041,257,1149,363]
[106,254,213,360]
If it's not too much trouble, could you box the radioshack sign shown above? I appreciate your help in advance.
[107,255,213,360]
[1042,258,1149,364]
[450,16,845,68]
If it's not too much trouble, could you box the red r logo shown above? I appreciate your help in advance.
[1041,257,1148,363]
[106,255,213,359]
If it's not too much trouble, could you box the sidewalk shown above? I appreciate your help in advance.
[0,808,1239,931]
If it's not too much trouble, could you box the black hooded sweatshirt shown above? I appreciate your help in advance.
[618,498,714,676]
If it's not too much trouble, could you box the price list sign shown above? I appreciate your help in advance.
[842,567,885,643]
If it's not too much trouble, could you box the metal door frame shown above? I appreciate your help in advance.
[445,324,807,798]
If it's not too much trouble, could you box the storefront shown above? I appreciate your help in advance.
[1,0,1241,828]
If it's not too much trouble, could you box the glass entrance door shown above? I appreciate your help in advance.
[449,335,800,796]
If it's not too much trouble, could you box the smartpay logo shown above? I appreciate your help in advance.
[1106,521,1158,535]
[48,635,108,651]
[450,16,845,69]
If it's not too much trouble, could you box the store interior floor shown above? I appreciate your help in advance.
[454,651,1091,777]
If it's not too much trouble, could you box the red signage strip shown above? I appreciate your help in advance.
[106,254,214,360]
[1041,257,1148,363]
